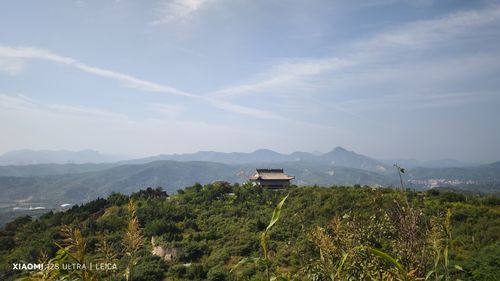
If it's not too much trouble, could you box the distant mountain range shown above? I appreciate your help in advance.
[0,147,498,223]
[0,149,123,165]
[0,160,395,206]
[122,147,392,174]
[0,163,117,177]
[0,147,480,169]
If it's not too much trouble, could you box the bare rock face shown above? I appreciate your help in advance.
[151,236,178,262]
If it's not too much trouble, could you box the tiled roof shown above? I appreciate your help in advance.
[250,168,294,180]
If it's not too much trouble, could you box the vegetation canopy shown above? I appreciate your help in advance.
[0,183,498,280]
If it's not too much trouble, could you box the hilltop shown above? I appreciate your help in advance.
[0,184,498,280]
[0,147,498,226]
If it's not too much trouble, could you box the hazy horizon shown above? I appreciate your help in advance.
[0,147,492,164]
[1,0,500,162]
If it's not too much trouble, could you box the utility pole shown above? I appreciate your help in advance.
[393,163,405,191]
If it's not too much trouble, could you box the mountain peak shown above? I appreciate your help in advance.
[331,146,350,154]
[252,149,279,154]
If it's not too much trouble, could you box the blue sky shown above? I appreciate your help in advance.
[1,0,499,162]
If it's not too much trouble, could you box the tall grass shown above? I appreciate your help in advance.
[122,200,144,281]
[232,194,289,281]
[307,192,460,281]
[26,200,145,281]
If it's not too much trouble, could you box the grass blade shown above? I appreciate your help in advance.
[266,194,289,232]
[368,247,407,280]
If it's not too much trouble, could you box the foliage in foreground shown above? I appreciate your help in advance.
[0,184,498,280]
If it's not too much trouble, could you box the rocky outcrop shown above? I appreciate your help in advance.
[151,236,179,262]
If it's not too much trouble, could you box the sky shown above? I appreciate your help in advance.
[0,0,500,162]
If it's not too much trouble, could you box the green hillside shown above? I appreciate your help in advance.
[0,163,117,177]
[0,184,498,281]
[0,161,395,212]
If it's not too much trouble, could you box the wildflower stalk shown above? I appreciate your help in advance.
[123,200,143,281]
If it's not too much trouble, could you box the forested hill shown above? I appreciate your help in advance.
[1,184,498,281]
[0,160,393,207]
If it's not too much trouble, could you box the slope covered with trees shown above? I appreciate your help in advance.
[0,184,498,280]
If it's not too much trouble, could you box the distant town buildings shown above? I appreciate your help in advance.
[408,178,479,188]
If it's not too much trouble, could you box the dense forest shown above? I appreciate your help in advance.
[0,183,498,281]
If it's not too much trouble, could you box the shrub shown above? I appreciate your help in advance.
[207,266,234,281]
[131,255,167,281]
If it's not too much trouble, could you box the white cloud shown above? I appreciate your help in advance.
[150,0,210,25]
[211,58,353,98]
[0,94,342,155]
[211,5,500,100]
[357,5,500,50]
[312,52,500,95]
[0,46,71,75]
[0,94,260,156]
[208,99,287,120]
[3,4,498,133]
[75,0,84,8]
[0,46,193,98]
[335,91,500,112]
[0,45,285,120]
[0,57,25,75]
[151,103,185,117]
[0,94,127,119]
[74,63,196,98]
[0,46,76,64]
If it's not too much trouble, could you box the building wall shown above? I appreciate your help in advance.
[256,179,291,188]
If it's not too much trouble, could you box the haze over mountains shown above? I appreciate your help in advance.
[1,146,499,225]
[378,158,478,169]
[0,149,123,165]
[0,146,498,191]
[122,147,391,173]
[0,147,480,169]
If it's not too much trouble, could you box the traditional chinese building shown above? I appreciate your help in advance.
[249,168,294,188]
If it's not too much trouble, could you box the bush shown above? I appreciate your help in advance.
[467,241,500,280]
[186,263,206,279]
[179,243,210,262]
[4,215,31,233]
[145,219,180,237]
[440,191,466,202]
[168,264,187,278]
[207,266,235,281]
[108,192,129,206]
[0,236,15,251]
[131,255,167,281]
